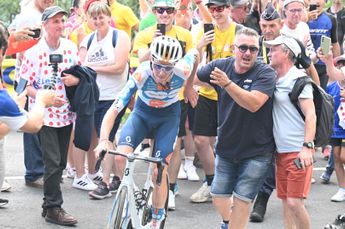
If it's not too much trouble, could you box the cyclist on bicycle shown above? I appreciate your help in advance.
[94,35,199,228]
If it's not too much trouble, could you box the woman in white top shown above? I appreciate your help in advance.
[75,1,131,197]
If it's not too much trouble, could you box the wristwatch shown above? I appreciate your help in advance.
[303,142,315,149]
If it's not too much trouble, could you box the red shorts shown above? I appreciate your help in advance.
[276,152,313,199]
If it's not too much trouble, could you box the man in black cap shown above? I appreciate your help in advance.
[257,3,282,64]
[19,5,80,226]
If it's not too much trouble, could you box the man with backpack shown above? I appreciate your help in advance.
[265,35,316,229]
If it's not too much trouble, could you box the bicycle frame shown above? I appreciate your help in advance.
[105,150,163,229]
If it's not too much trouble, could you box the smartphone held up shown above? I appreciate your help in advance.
[29,28,41,39]
[157,24,166,36]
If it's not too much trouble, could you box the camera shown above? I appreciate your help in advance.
[44,54,63,89]
[49,54,63,64]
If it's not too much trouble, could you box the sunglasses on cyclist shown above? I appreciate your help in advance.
[235,44,259,54]
[152,62,175,73]
[154,7,176,14]
[207,5,227,13]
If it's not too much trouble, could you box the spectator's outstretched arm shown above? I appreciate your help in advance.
[210,67,270,112]
[318,47,345,81]
[193,0,212,23]
[332,42,341,58]
[6,28,39,55]
[139,0,150,17]
[20,90,58,133]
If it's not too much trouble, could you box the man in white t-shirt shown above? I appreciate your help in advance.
[19,6,80,226]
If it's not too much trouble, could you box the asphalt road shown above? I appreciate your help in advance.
[0,131,343,229]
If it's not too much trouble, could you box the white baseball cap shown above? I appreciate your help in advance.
[264,35,301,57]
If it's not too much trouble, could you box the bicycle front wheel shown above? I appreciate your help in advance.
[108,186,129,229]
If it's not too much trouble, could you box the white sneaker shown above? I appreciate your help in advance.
[177,166,187,180]
[88,170,103,182]
[331,188,345,202]
[1,180,11,192]
[72,174,98,191]
[66,167,76,179]
[185,165,200,181]
[168,190,176,210]
[190,182,211,203]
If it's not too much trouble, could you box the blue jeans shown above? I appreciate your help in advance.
[211,153,273,202]
[23,133,44,181]
[259,160,276,196]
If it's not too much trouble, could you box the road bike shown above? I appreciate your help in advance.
[96,149,169,229]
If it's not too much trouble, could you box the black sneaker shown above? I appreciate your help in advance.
[0,198,8,207]
[109,176,121,194]
[88,181,112,200]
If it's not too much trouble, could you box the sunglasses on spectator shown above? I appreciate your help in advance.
[154,7,176,14]
[207,5,227,13]
[152,62,175,73]
[235,44,259,54]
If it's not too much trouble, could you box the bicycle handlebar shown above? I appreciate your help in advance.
[95,150,165,185]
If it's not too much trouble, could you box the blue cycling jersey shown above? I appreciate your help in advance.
[308,12,338,65]
[112,50,196,112]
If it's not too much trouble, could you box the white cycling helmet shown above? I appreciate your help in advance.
[150,35,183,65]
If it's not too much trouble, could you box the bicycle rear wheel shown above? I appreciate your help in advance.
[108,186,129,229]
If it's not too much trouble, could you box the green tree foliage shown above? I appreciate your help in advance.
[0,1,20,26]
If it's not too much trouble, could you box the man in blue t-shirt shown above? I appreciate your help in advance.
[308,0,340,89]
[185,27,276,229]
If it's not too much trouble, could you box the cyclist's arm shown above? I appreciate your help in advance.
[99,106,119,142]
[99,76,139,141]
